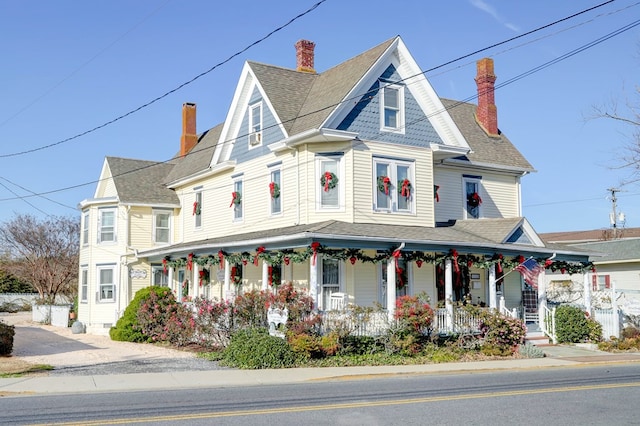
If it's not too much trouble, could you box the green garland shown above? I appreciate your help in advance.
[377,176,391,194]
[320,172,338,190]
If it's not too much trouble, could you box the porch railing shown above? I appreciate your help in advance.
[540,305,557,344]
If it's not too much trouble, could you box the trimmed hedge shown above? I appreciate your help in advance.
[110,286,163,342]
[0,321,15,356]
[222,328,302,369]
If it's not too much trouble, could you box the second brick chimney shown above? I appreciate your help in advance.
[180,102,197,157]
[475,58,498,135]
[295,39,316,73]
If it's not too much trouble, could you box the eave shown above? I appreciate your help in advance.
[269,128,359,153]
[165,160,236,189]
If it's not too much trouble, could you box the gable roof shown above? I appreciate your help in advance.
[163,123,223,185]
[441,99,534,172]
[540,227,640,243]
[106,157,179,205]
[567,238,640,263]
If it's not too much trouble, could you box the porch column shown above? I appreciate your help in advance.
[168,267,174,297]
[583,271,592,314]
[309,258,319,311]
[488,264,497,309]
[537,269,547,325]
[444,259,453,331]
[387,258,397,322]
[224,259,231,301]
[612,280,620,338]
[192,263,200,299]
[262,261,269,291]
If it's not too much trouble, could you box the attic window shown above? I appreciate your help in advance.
[248,103,262,147]
[380,82,404,133]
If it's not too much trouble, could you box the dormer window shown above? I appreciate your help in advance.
[464,176,482,219]
[380,82,404,133]
[248,102,262,147]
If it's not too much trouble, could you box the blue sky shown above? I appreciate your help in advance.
[0,0,638,233]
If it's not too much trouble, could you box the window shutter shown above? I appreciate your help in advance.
[605,275,611,289]
[592,275,597,291]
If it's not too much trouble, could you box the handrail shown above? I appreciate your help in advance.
[540,304,557,344]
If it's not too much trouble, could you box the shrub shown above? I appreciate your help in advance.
[136,287,195,346]
[192,297,235,348]
[622,326,640,339]
[394,294,434,337]
[233,290,269,329]
[222,328,301,369]
[555,305,599,343]
[0,321,15,356]
[518,342,545,358]
[478,310,526,354]
[339,335,382,356]
[110,286,161,342]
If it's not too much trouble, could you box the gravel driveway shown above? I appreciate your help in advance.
[2,312,226,376]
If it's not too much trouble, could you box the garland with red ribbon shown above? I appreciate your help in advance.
[269,182,280,199]
[198,269,209,286]
[467,192,482,207]
[187,253,194,271]
[218,250,225,270]
[162,257,168,274]
[193,201,200,216]
[311,242,321,266]
[254,246,265,266]
[451,249,460,273]
[320,171,337,192]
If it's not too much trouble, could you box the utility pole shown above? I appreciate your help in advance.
[608,187,620,239]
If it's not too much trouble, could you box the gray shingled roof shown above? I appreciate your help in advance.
[568,238,640,262]
[163,124,223,185]
[139,219,588,261]
[106,157,179,205]
[441,99,534,172]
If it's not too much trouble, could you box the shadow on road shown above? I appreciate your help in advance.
[12,326,97,357]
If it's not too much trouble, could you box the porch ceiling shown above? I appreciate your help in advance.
[139,220,590,263]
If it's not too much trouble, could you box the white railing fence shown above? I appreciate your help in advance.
[540,305,557,344]
[594,308,621,340]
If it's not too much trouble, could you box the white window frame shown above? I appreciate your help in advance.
[316,154,344,211]
[463,176,482,219]
[97,264,116,303]
[151,265,169,287]
[97,207,117,244]
[248,102,263,148]
[320,257,343,311]
[194,190,202,229]
[153,209,172,245]
[373,157,415,214]
[269,167,282,216]
[80,266,88,303]
[82,211,89,246]
[233,179,243,222]
[380,81,405,134]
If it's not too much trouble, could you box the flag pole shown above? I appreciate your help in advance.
[495,256,534,283]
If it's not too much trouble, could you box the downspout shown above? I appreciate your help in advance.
[296,147,300,225]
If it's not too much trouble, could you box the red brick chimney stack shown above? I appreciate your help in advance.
[475,58,498,135]
[180,102,197,157]
[295,39,316,73]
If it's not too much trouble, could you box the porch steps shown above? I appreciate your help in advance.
[525,330,551,346]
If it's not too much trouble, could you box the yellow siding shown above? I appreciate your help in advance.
[413,263,436,303]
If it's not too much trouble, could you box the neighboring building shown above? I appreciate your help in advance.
[78,36,591,335]
[541,229,640,316]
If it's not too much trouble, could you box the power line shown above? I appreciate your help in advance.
[0,0,328,159]
[0,1,631,203]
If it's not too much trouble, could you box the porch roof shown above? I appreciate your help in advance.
[139,219,590,263]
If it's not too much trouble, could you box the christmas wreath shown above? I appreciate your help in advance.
[377,176,391,195]
[398,179,411,198]
[320,171,338,191]
[269,181,280,199]
[192,201,201,216]
[467,192,482,207]
[230,191,242,207]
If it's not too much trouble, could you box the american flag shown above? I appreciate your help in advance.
[515,258,543,288]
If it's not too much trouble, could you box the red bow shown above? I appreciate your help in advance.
[162,258,167,274]
[383,176,390,195]
[218,250,224,270]
[323,171,333,192]
[230,192,238,208]
[416,259,423,268]
[311,242,321,266]
[187,253,194,271]
[268,266,273,286]
[269,182,275,198]
[434,185,440,202]
[254,246,265,266]
[192,201,199,215]
[451,249,459,273]
[393,249,402,274]
[401,179,410,197]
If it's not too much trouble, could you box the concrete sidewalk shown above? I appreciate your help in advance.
[2,347,640,396]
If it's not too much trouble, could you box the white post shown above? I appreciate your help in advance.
[387,258,397,322]
[489,264,497,309]
[612,280,620,339]
[192,263,200,299]
[309,258,318,311]
[168,267,174,297]
[261,261,269,292]
[537,269,547,325]
[583,271,592,315]
[445,259,453,331]
[223,259,231,301]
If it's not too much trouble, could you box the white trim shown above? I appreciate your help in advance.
[462,176,482,220]
[269,128,358,153]
[268,166,282,216]
[96,264,117,303]
[97,207,117,244]
[166,160,236,189]
[379,81,405,134]
[248,102,263,149]
[232,178,244,223]
[152,209,172,245]
[315,154,345,212]
[372,157,415,214]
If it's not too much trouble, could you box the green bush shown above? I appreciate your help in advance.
[221,328,301,369]
[339,335,382,356]
[478,310,526,354]
[110,286,158,342]
[555,305,601,343]
[0,321,15,356]
[136,287,194,346]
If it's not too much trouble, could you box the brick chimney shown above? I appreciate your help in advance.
[295,39,315,73]
[475,58,498,135]
[180,102,197,157]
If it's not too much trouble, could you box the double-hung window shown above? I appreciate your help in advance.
[80,267,88,303]
[320,258,342,311]
[463,176,482,219]
[97,265,116,302]
[592,275,611,291]
[373,157,414,213]
[151,265,169,287]
[248,102,262,147]
[82,211,89,246]
[98,208,116,244]
[380,82,404,133]
[194,190,202,229]
[153,210,171,244]
[317,154,343,210]
[269,167,282,215]
[233,179,243,221]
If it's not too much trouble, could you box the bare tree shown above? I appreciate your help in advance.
[0,214,79,303]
